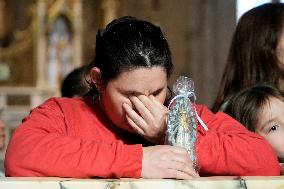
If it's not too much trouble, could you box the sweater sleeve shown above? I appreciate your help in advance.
[4,98,142,178]
[195,105,280,176]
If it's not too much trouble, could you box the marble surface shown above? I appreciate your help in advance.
[0,176,284,189]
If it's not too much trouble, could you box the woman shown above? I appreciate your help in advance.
[5,16,280,178]
[213,3,284,112]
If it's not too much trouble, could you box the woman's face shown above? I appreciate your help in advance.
[99,67,168,132]
[255,97,284,161]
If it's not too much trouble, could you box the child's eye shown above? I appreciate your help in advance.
[268,125,280,133]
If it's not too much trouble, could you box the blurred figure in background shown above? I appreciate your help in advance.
[0,119,5,150]
[60,65,89,98]
[213,3,284,112]
[0,119,6,177]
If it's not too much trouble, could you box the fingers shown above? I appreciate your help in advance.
[169,146,190,155]
[125,114,145,135]
[123,95,168,144]
[127,95,168,127]
[166,167,194,179]
[142,145,199,179]
[149,95,170,111]
[138,95,168,115]
[123,103,148,133]
[166,147,199,177]
[136,95,155,111]
[160,160,198,178]
[129,96,154,124]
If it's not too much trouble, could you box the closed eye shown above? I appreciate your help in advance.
[152,88,164,96]
[122,91,143,97]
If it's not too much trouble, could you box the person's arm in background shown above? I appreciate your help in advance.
[0,119,6,177]
[4,98,142,178]
[196,105,280,176]
[0,119,5,151]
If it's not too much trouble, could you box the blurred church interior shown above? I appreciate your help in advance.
[0,0,281,168]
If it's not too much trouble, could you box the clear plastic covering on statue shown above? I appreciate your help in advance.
[166,76,208,172]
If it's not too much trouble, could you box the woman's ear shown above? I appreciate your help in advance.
[90,67,103,91]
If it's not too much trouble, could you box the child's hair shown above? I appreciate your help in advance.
[61,65,89,97]
[213,3,284,112]
[223,83,284,131]
[87,16,173,96]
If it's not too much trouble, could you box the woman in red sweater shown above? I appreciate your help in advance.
[5,16,280,178]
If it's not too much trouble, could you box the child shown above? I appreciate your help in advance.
[223,83,284,174]
[5,16,280,178]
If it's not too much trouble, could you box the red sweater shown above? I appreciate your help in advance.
[5,97,280,178]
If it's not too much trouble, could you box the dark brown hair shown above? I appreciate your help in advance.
[223,83,284,131]
[213,3,284,112]
[87,16,173,96]
[61,65,89,98]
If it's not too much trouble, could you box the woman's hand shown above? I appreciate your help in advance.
[141,145,199,179]
[122,95,169,144]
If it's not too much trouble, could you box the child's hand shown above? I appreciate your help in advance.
[141,145,199,179]
[123,95,169,144]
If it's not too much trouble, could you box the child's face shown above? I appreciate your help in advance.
[255,97,284,160]
[100,67,167,132]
